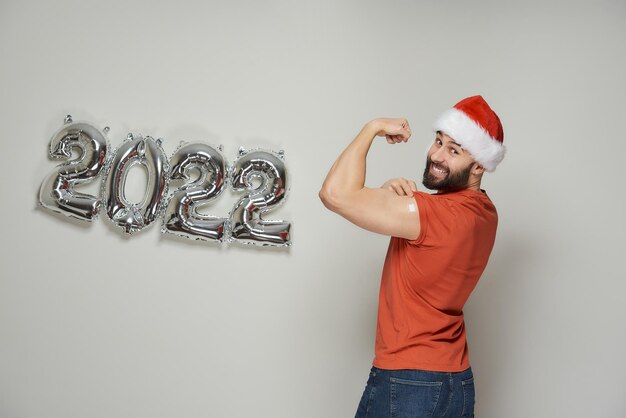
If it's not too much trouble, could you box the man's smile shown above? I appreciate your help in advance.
[430,163,448,176]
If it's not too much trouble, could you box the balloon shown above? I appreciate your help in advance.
[37,116,293,247]
[102,134,169,234]
[162,142,228,242]
[229,148,291,246]
[38,115,109,221]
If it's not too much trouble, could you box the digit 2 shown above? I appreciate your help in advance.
[229,148,291,246]
[162,142,228,241]
[38,116,108,221]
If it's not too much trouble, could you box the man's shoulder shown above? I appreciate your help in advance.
[415,188,493,204]
[415,189,497,218]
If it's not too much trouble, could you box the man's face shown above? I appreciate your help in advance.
[422,132,476,191]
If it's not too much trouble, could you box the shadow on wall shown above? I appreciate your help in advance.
[464,233,533,407]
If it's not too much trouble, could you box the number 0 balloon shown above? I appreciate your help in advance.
[102,134,169,234]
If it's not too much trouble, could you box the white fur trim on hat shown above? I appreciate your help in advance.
[433,108,506,172]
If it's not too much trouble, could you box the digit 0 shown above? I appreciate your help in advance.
[102,134,169,234]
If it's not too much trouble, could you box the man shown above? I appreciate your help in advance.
[319,95,505,417]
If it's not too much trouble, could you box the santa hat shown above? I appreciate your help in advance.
[432,95,505,172]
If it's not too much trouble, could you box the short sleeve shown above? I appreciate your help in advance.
[408,191,429,245]
[408,191,463,247]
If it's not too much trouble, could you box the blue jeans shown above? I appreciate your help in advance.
[355,367,475,418]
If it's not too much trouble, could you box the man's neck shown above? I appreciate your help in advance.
[466,177,482,191]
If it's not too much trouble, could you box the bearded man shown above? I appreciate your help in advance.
[319,95,505,417]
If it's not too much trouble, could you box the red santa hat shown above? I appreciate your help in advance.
[433,95,505,172]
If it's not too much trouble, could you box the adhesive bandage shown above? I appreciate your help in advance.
[408,203,416,213]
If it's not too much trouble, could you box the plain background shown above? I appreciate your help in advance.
[1,1,625,417]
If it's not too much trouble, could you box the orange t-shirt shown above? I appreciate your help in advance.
[373,188,498,372]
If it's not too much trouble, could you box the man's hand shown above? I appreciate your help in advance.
[370,118,412,144]
[382,178,418,196]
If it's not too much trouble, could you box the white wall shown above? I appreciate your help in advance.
[1,1,625,417]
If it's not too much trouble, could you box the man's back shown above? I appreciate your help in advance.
[374,188,498,372]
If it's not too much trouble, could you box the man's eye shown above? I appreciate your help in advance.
[450,148,459,155]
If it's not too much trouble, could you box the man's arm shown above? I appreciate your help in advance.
[318,119,421,240]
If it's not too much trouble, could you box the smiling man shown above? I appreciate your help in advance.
[319,96,505,417]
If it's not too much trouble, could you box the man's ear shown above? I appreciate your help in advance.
[471,162,485,175]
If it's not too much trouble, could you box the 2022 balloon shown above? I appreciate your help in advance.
[38,116,291,247]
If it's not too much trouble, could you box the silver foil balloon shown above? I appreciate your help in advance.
[102,134,169,234]
[162,142,227,241]
[38,116,108,221]
[229,148,291,246]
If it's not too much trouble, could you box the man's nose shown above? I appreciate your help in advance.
[430,147,445,163]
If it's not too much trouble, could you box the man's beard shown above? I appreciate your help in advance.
[422,157,473,191]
